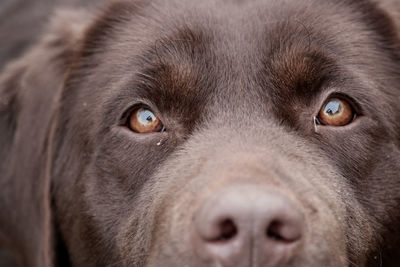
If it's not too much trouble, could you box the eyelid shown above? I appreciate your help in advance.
[315,91,362,118]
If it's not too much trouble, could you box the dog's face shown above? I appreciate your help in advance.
[1,0,400,266]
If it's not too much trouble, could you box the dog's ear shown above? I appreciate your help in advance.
[0,9,93,267]
[376,0,400,36]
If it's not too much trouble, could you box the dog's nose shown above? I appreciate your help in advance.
[193,185,304,267]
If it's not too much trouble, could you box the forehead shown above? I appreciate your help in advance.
[79,0,394,124]
[97,3,333,70]
[96,0,370,81]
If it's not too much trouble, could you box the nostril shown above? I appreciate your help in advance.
[193,186,305,267]
[266,220,302,243]
[266,220,286,241]
[213,219,237,242]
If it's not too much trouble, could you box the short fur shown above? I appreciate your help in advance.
[0,0,399,266]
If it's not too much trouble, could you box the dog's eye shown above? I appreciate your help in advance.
[317,97,355,126]
[128,107,164,133]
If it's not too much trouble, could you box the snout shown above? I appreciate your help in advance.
[191,185,305,267]
[146,144,349,267]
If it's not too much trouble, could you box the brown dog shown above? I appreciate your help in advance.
[1,0,400,266]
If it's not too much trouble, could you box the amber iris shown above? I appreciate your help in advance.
[318,98,354,126]
[129,107,164,133]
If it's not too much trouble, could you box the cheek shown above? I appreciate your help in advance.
[95,128,174,191]
[354,145,400,229]
[314,117,384,180]
[86,138,176,265]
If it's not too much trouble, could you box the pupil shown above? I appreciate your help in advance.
[139,109,155,124]
[325,100,340,115]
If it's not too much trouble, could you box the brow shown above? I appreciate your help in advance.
[130,26,213,102]
[258,25,341,103]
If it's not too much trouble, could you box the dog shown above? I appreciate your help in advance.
[0,0,400,266]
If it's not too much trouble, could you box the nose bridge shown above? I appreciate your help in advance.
[183,116,325,201]
[199,184,299,222]
[192,115,303,167]
[194,147,297,195]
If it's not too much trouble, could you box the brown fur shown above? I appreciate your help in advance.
[0,0,399,266]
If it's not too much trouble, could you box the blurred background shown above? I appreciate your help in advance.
[0,0,102,71]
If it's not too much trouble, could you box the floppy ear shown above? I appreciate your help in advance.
[376,0,400,35]
[0,9,93,267]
